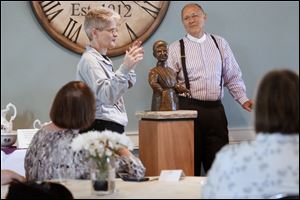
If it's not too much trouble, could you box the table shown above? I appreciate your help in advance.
[1,147,27,176]
[1,176,206,199]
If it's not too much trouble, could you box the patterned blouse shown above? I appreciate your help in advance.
[202,133,299,199]
[25,127,145,181]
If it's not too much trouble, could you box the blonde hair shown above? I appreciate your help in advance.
[84,7,120,40]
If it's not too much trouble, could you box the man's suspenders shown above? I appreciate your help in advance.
[179,35,224,99]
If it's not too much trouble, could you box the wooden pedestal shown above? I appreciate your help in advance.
[137,110,197,176]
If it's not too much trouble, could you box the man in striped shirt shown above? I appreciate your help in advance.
[167,3,253,176]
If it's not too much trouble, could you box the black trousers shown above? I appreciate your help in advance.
[80,119,124,134]
[179,97,229,176]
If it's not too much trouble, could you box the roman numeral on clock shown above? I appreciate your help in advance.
[63,18,82,43]
[134,1,160,19]
[40,1,63,22]
[125,23,138,42]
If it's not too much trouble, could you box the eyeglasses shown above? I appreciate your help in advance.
[95,27,118,34]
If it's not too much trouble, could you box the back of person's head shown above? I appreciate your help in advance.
[255,69,299,134]
[84,7,120,40]
[6,182,73,199]
[50,81,95,130]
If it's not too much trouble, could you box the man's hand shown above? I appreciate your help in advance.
[184,90,192,98]
[242,99,254,112]
[175,83,191,98]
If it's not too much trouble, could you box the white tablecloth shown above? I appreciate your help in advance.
[1,177,206,199]
[1,148,27,176]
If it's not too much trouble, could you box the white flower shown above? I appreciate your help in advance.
[71,130,134,160]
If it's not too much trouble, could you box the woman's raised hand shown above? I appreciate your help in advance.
[123,40,144,70]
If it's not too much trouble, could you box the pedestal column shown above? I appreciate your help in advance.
[136,110,197,176]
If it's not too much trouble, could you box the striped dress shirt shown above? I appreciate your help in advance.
[167,33,249,105]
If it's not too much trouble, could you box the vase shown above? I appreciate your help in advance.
[90,157,116,195]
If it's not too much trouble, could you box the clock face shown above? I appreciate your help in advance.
[31,1,169,57]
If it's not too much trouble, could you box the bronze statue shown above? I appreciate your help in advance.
[149,40,190,111]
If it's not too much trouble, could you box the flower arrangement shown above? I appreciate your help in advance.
[71,130,134,176]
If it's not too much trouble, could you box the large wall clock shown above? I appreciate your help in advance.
[31,1,169,57]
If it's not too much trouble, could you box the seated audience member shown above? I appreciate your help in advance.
[25,81,145,181]
[202,69,299,198]
[6,181,73,199]
[1,170,25,185]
